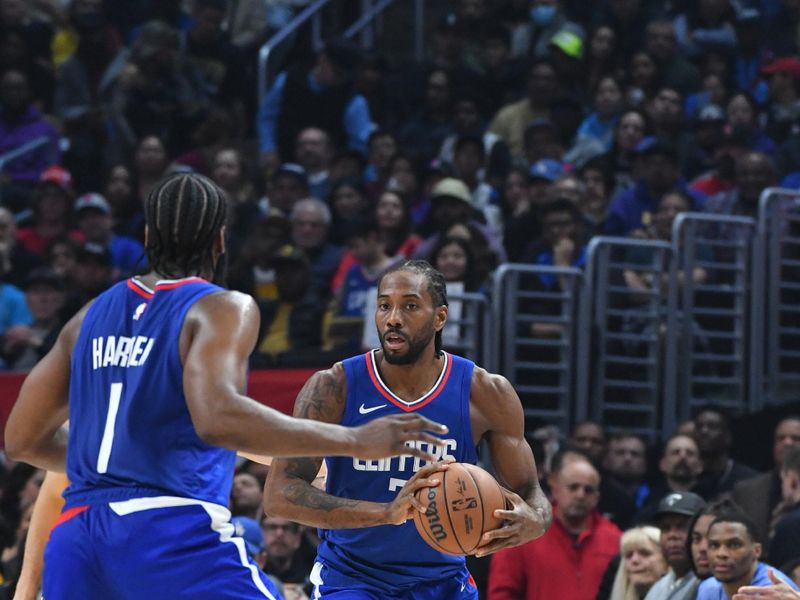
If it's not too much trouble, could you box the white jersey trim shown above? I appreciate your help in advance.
[108,496,277,599]
[368,349,449,407]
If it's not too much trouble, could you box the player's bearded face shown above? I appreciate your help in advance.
[379,314,436,365]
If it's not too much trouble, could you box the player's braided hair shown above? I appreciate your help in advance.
[144,173,228,279]
[381,260,448,355]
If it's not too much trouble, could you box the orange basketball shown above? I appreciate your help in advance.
[412,462,505,555]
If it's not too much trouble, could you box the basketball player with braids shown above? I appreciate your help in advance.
[264,260,552,599]
[5,174,448,599]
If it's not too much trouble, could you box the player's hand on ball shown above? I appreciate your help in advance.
[384,461,451,525]
[352,414,448,461]
[472,487,547,558]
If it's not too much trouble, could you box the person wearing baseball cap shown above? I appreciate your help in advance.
[74,193,146,279]
[646,492,707,600]
[761,58,800,144]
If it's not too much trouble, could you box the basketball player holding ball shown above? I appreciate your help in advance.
[265,261,552,599]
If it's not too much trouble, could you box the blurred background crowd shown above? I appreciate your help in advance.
[2,0,800,598]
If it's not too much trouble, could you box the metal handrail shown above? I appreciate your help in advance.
[257,0,428,109]
[0,136,51,172]
[257,0,332,108]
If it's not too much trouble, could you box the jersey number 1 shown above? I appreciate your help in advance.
[97,383,123,473]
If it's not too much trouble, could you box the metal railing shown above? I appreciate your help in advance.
[257,0,428,108]
[664,213,758,427]
[576,237,673,440]
[758,187,800,405]
[491,263,582,433]
[442,290,491,365]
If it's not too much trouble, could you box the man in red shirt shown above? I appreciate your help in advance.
[488,448,622,600]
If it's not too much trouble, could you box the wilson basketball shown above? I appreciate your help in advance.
[412,462,505,555]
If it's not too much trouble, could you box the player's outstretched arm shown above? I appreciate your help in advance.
[264,366,448,528]
[13,471,69,600]
[182,292,447,460]
[470,367,552,557]
[5,306,88,471]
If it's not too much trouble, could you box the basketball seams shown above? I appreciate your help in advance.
[442,468,469,555]
[462,466,484,553]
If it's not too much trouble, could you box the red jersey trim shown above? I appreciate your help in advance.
[155,277,206,291]
[364,350,452,412]
[51,505,89,532]
[127,278,153,299]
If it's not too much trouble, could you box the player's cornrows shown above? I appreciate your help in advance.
[381,260,449,355]
[144,173,227,279]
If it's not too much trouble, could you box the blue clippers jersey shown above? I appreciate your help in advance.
[64,277,237,509]
[317,350,477,592]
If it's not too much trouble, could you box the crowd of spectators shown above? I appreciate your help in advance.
[3,0,800,598]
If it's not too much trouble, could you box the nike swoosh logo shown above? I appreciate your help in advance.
[359,403,387,415]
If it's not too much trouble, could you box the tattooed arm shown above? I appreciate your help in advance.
[263,364,446,529]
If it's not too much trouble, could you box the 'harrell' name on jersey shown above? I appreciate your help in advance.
[92,335,154,370]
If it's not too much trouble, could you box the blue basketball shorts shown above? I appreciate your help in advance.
[43,496,283,600]
[308,560,479,599]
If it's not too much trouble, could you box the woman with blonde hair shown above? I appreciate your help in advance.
[608,526,668,600]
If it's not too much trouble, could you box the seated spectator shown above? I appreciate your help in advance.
[256,244,324,364]
[210,147,260,260]
[762,58,800,146]
[4,267,65,371]
[523,118,565,167]
[601,109,649,199]
[442,220,499,291]
[431,235,482,348]
[227,212,291,303]
[578,155,615,238]
[570,421,607,466]
[689,129,751,198]
[386,152,427,227]
[0,261,32,369]
[0,69,61,211]
[103,163,145,242]
[673,0,737,59]
[261,517,315,596]
[568,76,624,164]
[62,242,114,316]
[53,0,125,190]
[295,127,333,201]
[697,511,800,599]
[290,198,341,303]
[769,446,800,569]
[74,193,145,280]
[261,163,309,218]
[511,0,584,61]
[725,93,777,157]
[0,207,41,289]
[733,416,800,546]
[524,198,587,296]
[396,68,454,163]
[375,188,422,260]
[585,25,625,96]
[45,236,80,297]
[230,471,263,521]
[451,135,501,234]
[488,59,559,161]
[626,51,660,109]
[132,134,170,205]
[643,20,702,96]
[644,492,708,600]
[646,87,695,172]
[109,21,203,159]
[363,129,397,198]
[16,166,83,257]
[694,406,759,498]
[257,37,369,171]
[329,177,369,245]
[438,92,510,187]
[685,104,728,182]
[477,23,526,119]
[604,433,651,511]
[414,177,506,266]
[501,166,539,262]
[230,516,270,574]
[704,151,779,221]
[607,526,667,600]
[638,435,706,523]
[328,217,401,352]
[604,138,705,238]
[687,498,741,584]
[488,448,621,600]
[0,26,54,113]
